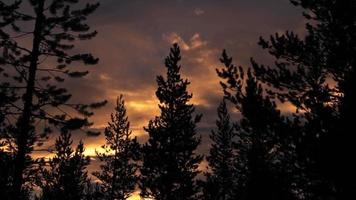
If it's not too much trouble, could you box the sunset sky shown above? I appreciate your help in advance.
[2,1,350,199]
[33,0,304,173]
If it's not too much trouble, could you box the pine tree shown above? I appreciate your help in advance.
[0,1,105,198]
[251,1,356,198]
[38,131,90,200]
[140,44,203,200]
[203,100,239,200]
[217,51,296,200]
[93,95,140,200]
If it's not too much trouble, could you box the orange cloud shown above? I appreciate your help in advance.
[163,32,208,51]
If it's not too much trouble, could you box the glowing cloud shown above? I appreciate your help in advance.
[163,32,207,51]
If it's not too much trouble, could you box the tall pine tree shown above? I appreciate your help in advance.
[217,51,296,200]
[93,95,140,200]
[140,44,203,200]
[0,1,105,198]
[203,100,239,200]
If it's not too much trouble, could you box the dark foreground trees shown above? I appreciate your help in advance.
[0,85,17,197]
[216,51,296,200]
[250,0,356,198]
[37,132,90,200]
[93,95,140,200]
[140,44,203,200]
[209,1,356,199]
[0,1,105,199]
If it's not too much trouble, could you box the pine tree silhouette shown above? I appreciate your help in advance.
[93,95,140,200]
[217,50,296,200]
[140,44,203,200]
[37,131,90,200]
[0,1,105,198]
[251,0,356,198]
[203,100,240,200]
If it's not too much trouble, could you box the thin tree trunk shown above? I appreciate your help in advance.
[12,1,44,199]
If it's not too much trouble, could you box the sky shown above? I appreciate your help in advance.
[14,0,307,199]
[12,0,306,189]
[59,0,304,154]
[32,0,305,157]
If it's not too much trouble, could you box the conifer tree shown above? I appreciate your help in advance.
[217,51,296,200]
[140,44,203,200]
[250,0,356,198]
[93,95,140,200]
[38,131,90,200]
[203,100,239,200]
[0,1,105,198]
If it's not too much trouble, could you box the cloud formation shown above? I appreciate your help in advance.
[29,2,305,195]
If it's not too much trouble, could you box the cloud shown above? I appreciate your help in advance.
[194,8,205,16]
[163,32,207,51]
[190,33,208,49]
[163,32,191,50]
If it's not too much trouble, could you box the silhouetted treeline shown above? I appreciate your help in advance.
[1,0,355,200]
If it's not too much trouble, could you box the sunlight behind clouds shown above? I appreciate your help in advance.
[163,32,207,51]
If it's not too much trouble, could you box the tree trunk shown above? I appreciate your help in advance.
[12,1,44,199]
